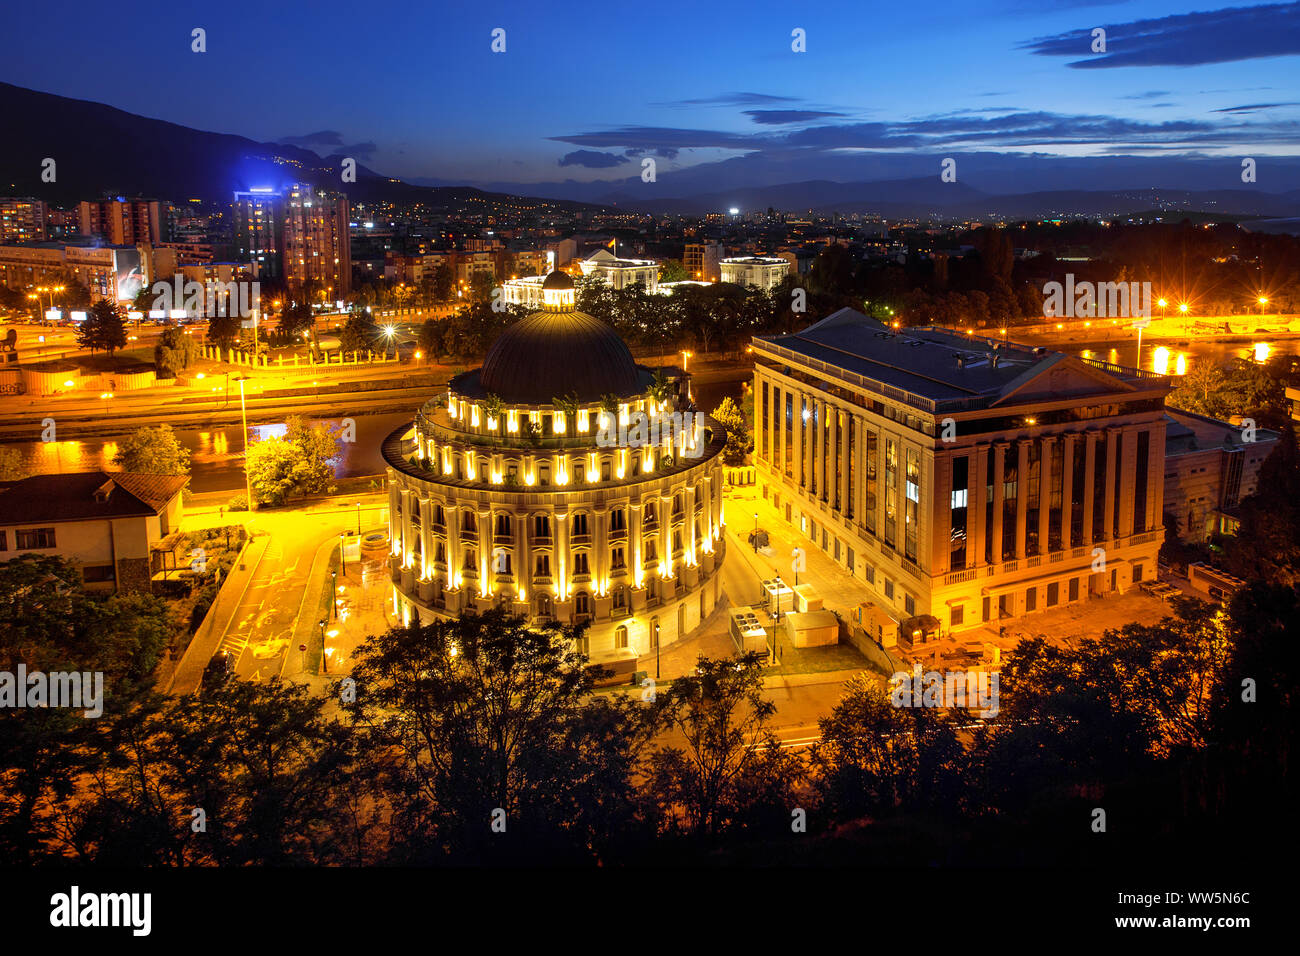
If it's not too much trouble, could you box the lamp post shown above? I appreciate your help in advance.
[654,622,661,680]
[356,501,362,536]
[752,512,758,552]
[236,376,254,511]
[1258,296,1268,318]
[319,619,328,673]
[339,531,347,574]
[331,570,337,618]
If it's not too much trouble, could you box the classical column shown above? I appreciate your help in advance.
[1078,432,1095,545]
[555,508,569,600]
[1038,436,1054,555]
[1116,429,1136,539]
[969,445,988,569]
[685,483,698,565]
[818,398,830,501]
[630,499,643,586]
[839,410,850,517]
[400,488,414,568]
[1015,439,1030,559]
[594,505,609,593]
[931,451,951,575]
[990,442,1006,565]
[661,493,672,578]
[1060,434,1076,551]
[478,508,492,597]
[419,497,432,579]
[1148,420,1166,532]
[446,506,462,591]
[1103,428,1119,544]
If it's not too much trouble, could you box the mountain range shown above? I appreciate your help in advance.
[3,81,1299,224]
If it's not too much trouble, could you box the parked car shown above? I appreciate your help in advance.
[200,650,233,695]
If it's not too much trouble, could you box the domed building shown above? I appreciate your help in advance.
[383,271,728,668]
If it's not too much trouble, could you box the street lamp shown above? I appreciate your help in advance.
[752,512,759,552]
[356,501,362,536]
[331,570,337,618]
[654,621,661,680]
[234,375,254,511]
[319,620,328,673]
[1157,298,1167,322]
[1258,296,1268,317]
[339,531,347,573]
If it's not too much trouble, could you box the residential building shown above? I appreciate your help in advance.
[684,242,722,282]
[77,199,164,245]
[231,189,283,280]
[283,184,351,295]
[0,198,47,243]
[0,472,188,592]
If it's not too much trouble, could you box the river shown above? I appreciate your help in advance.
[3,337,1288,496]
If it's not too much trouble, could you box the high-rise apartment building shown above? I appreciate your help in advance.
[77,199,164,245]
[0,198,47,243]
[231,189,284,280]
[283,184,351,295]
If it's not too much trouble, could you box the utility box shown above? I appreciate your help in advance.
[792,583,822,613]
[784,609,839,648]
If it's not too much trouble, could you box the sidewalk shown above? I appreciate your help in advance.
[165,533,270,695]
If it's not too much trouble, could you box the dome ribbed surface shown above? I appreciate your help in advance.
[477,309,641,404]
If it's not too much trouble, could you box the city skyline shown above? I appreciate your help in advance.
[1,1,1298,202]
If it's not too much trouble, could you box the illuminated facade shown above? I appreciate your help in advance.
[283,184,351,295]
[720,256,790,291]
[385,271,727,665]
[753,309,1171,632]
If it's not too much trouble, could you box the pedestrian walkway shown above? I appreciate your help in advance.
[165,533,270,695]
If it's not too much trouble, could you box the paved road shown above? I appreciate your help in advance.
[193,495,388,683]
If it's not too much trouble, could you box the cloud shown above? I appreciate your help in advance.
[1020,2,1300,68]
[277,130,376,159]
[653,91,799,107]
[549,105,1300,160]
[278,130,344,147]
[624,147,680,159]
[744,109,848,125]
[1211,102,1300,112]
[557,150,631,168]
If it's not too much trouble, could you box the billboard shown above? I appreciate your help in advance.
[113,247,144,303]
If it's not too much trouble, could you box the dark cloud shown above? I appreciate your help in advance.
[1212,102,1300,112]
[745,109,848,125]
[1121,91,1172,99]
[277,130,376,159]
[277,130,344,147]
[557,150,630,168]
[653,91,799,107]
[1020,2,1300,68]
[550,106,1300,158]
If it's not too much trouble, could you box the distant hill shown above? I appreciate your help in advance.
[0,82,602,213]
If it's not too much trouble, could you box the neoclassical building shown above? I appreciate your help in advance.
[384,271,728,667]
[753,308,1170,633]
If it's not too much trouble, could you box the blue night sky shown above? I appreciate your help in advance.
[3,0,1299,195]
